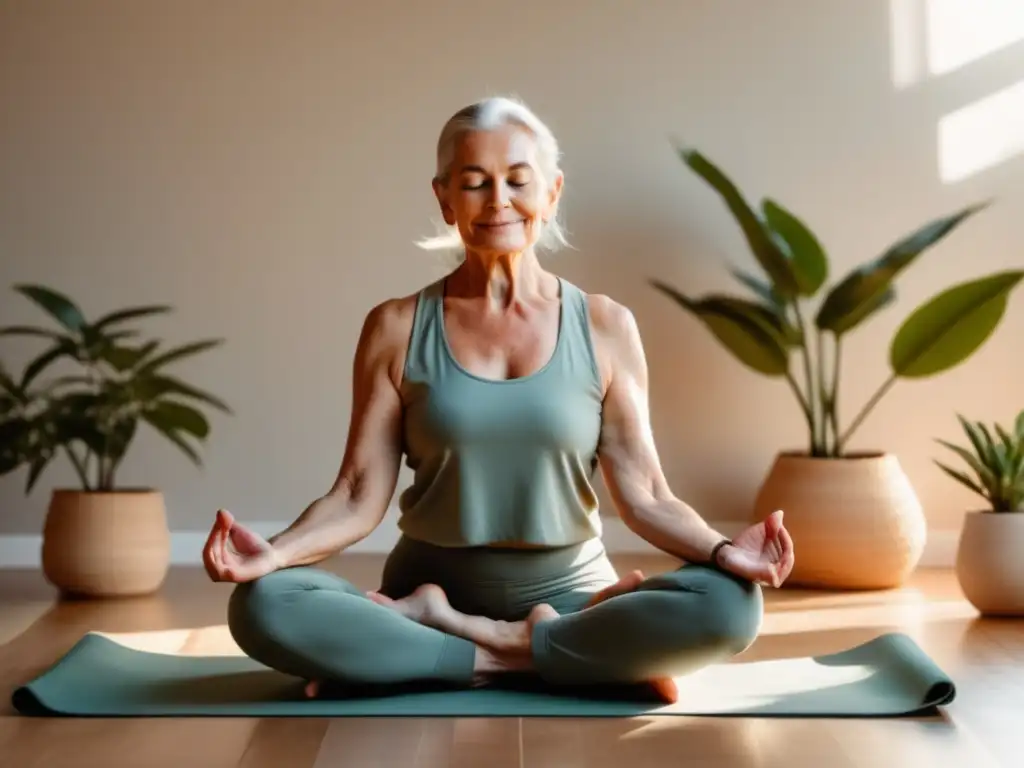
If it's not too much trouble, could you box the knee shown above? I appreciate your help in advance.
[226,568,322,652]
[651,565,764,655]
[226,571,285,649]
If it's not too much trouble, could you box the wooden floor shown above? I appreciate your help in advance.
[1,554,1021,767]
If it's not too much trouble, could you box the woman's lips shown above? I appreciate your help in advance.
[477,220,525,228]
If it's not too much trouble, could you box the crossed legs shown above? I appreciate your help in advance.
[360,569,678,698]
[227,563,763,704]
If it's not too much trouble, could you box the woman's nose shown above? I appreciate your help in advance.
[487,183,511,210]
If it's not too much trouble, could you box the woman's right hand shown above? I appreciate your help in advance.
[202,508,283,583]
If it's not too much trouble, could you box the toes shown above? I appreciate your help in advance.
[366,591,393,607]
[528,603,560,626]
[648,678,678,704]
[304,680,320,699]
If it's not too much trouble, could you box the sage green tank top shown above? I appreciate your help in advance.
[397,276,605,548]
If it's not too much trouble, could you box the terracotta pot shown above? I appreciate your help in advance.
[955,511,1024,616]
[751,452,927,589]
[41,488,171,598]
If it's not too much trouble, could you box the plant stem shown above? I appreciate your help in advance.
[63,446,91,490]
[784,369,816,452]
[793,305,821,455]
[829,336,842,456]
[837,372,897,453]
[815,331,829,455]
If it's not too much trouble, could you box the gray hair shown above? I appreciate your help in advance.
[417,96,569,253]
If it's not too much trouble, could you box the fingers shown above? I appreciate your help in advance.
[229,520,270,556]
[777,525,796,581]
[201,512,225,580]
[203,509,234,582]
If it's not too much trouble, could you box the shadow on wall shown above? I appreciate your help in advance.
[889,0,1024,186]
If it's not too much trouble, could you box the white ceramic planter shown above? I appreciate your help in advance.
[955,510,1024,616]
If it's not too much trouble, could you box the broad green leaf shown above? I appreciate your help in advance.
[729,268,785,309]
[934,460,986,497]
[821,285,897,337]
[0,417,32,475]
[99,340,160,372]
[890,270,1024,378]
[677,148,800,296]
[92,304,172,330]
[140,374,232,413]
[761,199,829,295]
[714,295,802,346]
[651,281,790,375]
[0,364,23,401]
[13,285,87,333]
[20,339,77,391]
[146,400,210,439]
[136,339,223,374]
[816,202,988,335]
[142,411,202,466]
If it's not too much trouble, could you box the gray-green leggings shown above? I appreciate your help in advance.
[227,535,763,688]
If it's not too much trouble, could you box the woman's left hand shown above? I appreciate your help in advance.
[718,510,795,587]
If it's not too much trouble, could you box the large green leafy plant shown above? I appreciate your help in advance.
[934,411,1024,512]
[652,148,1023,457]
[0,285,231,492]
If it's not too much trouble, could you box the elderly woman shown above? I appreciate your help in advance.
[202,97,795,703]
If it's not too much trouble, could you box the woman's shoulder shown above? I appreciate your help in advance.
[581,290,640,344]
[359,286,426,344]
[577,289,645,390]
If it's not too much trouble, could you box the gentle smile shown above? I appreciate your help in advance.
[477,220,525,228]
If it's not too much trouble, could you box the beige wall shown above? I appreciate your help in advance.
[1,0,1022,538]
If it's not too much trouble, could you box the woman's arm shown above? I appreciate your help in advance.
[266,298,411,568]
[589,296,736,566]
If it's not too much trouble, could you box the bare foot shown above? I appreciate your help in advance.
[584,569,646,608]
[368,585,559,654]
[366,584,451,627]
[471,606,557,684]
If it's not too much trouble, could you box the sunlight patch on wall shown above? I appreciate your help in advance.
[890,0,1024,88]
[890,0,928,88]
[926,0,1024,77]
[937,78,1024,182]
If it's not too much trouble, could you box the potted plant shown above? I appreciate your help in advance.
[651,147,1023,589]
[935,411,1024,615]
[0,284,231,598]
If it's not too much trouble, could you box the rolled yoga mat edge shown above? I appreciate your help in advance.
[10,631,956,718]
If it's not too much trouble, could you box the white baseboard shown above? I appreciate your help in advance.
[0,513,959,569]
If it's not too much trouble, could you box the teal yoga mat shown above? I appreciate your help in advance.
[11,631,955,718]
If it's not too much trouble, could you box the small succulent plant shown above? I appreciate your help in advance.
[934,411,1024,512]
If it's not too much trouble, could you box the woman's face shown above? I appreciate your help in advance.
[434,124,562,257]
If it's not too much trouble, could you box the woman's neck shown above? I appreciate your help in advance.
[449,249,552,309]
